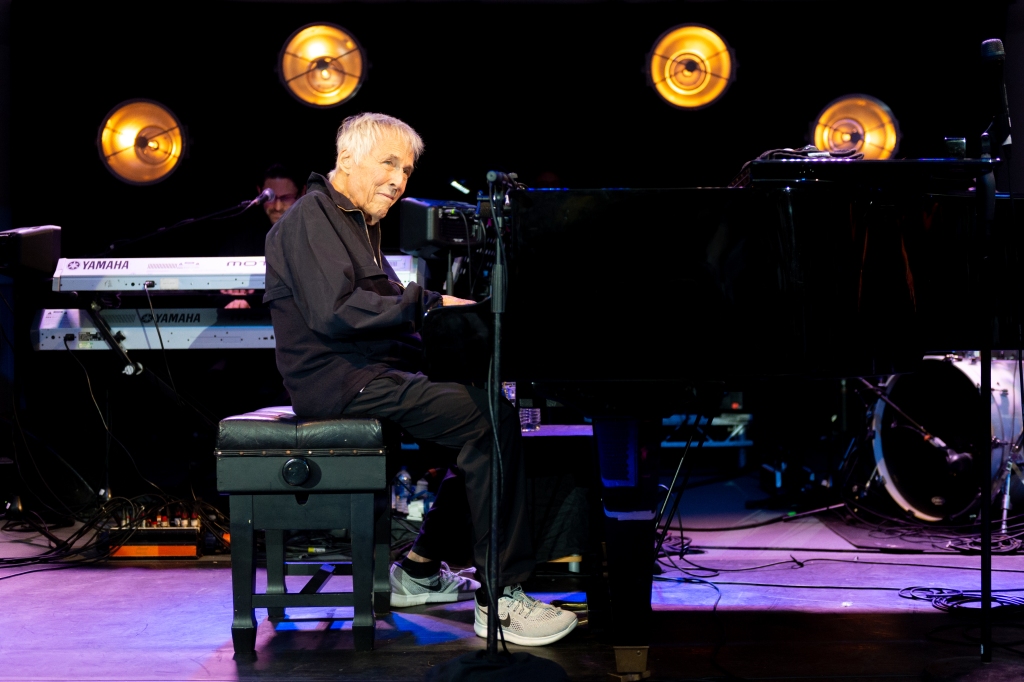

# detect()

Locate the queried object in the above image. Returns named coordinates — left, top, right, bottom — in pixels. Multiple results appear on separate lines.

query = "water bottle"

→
left=392, top=467, right=413, bottom=514
left=414, top=477, right=429, bottom=498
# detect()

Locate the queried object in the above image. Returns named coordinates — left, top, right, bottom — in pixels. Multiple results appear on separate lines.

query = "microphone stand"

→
left=977, top=132, right=996, bottom=664
left=93, top=195, right=265, bottom=258
left=432, top=172, right=571, bottom=679
left=922, top=136, right=1000, bottom=682
left=486, top=171, right=510, bottom=655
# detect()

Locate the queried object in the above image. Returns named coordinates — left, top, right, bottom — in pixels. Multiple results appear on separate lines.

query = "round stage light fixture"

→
left=647, top=24, right=735, bottom=109
left=279, top=23, right=366, bottom=108
left=97, top=99, right=185, bottom=185
left=811, top=94, right=901, bottom=160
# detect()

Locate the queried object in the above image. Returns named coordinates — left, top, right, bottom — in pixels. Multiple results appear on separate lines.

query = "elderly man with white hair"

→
left=262, top=112, right=577, bottom=647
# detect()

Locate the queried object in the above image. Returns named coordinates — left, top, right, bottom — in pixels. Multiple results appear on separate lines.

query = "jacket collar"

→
left=306, top=172, right=363, bottom=219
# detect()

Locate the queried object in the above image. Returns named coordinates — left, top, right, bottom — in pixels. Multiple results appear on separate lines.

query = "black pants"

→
left=342, top=370, right=534, bottom=585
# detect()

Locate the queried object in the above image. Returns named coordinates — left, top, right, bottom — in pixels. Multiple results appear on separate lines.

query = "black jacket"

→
left=263, top=172, right=442, bottom=417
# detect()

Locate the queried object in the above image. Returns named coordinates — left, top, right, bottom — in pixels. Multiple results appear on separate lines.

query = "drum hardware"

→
left=999, top=435, right=1024, bottom=532
left=857, top=376, right=955, bottom=450
left=858, top=376, right=977, bottom=498
left=857, top=462, right=881, bottom=498
left=855, top=355, right=1022, bottom=523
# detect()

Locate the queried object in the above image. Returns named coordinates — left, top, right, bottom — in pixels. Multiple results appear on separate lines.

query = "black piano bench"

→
left=215, top=407, right=391, bottom=655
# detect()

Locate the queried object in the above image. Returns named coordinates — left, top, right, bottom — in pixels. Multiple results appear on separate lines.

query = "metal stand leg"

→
left=977, top=149, right=996, bottom=663
left=1001, top=459, right=1013, bottom=533
left=265, top=529, right=286, bottom=620
left=229, top=495, right=258, bottom=656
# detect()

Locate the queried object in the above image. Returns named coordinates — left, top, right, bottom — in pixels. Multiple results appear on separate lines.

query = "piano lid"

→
left=501, top=175, right=998, bottom=386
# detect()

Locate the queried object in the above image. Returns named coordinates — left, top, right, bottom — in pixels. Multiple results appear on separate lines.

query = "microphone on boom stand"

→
left=485, top=171, right=525, bottom=190
left=96, top=188, right=277, bottom=257
left=980, top=39, right=1012, bottom=156
left=246, top=187, right=276, bottom=209
left=427, top=171, right=568, bottom=682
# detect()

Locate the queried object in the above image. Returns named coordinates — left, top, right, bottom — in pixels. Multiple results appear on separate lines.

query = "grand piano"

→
left=420, top=157, right=1017, bottom=661
left=25, top=156, right=1014, bottom=670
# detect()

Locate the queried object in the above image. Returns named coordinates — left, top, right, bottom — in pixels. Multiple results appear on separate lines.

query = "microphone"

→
left=924, top=434, right=973, bottom=474
left=981, top=38, right=1013, bottom=154
left=486, top=170, right=519, bottom=188
left=944, top=448, right=973, bottom=474
left=247, top=187, right=276, bottom=208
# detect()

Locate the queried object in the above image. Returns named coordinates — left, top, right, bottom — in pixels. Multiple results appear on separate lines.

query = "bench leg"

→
left=229, top=495, right=258, bottom=655
left=373, top=492, right=391, bottom=614
left=353, top=626, right=375, bottom=652
left=264, top=529, right=287, bottom=620
left=351, top=493, right=375, bottom=651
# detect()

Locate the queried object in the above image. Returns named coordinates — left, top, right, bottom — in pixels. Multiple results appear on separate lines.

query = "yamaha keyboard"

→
left=50, top=257, right=267, bottom=292
left=35, top=254, right=425, bottom=351
left=48, top=254, right=424, bottom=292
left=32, top=308, right=275, bottom=350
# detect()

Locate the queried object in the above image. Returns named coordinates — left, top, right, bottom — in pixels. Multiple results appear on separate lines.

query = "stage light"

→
left=647, top=25, right=735, bottom=109
left=97, top=99, right=185, bottom=186
left=279, top=23, right=366, bottom=108
left=811, top=94, right=901, bottom=160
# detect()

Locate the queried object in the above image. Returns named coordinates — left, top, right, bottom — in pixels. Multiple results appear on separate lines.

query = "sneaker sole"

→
left=390, top=591, right=476, bottom=608
left=473, top=614, right=577, bottom=647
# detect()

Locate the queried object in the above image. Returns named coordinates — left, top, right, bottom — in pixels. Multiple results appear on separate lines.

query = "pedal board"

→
left=106, top=527, right=202, bottom=559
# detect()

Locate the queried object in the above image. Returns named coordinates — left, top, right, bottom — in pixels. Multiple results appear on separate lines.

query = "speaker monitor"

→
left=398, top=198, right=482, bottom=258
left=0, top=225, right=61, bottom=274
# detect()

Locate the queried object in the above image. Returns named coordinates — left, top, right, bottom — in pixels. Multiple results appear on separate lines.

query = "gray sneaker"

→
left=473, top=584, right=577, bottom=646
left=390, top=562, right=481, bottom=608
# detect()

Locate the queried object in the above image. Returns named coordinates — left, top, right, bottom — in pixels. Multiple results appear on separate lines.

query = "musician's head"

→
left=328, top=112, right=424, bottom=225
left=259, top=163, right=305, bottom=225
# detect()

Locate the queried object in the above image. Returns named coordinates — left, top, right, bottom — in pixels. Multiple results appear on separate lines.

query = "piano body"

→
left=30, top=159, right=1013, bottom=662
left=421, top=158, right=1014, bottom=651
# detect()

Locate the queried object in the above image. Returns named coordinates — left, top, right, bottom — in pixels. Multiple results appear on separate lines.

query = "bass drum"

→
left=871, top=354, right=1020, bottom=522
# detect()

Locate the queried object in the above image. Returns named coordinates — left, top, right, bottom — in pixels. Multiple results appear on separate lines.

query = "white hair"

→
left=327, top=112, right=424, bottom=181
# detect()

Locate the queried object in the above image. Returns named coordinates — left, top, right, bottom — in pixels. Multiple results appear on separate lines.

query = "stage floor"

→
left=2, top=474, right=1023, bottom=682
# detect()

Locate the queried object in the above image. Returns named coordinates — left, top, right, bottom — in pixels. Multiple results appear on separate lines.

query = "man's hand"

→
left=224, top=299, right=251, bottom=309
left=220, top=289, right=256, bottom=296
left=441, top=295, right=475, bottom=306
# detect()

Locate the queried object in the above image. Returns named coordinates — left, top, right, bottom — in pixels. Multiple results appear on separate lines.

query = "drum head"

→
left=872, top=358, right=1001, bottom=521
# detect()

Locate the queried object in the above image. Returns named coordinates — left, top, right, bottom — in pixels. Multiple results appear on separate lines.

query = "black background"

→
left=4, top=0, right=1016, bottom=506
left=10, top=0, right=1012, bottom=257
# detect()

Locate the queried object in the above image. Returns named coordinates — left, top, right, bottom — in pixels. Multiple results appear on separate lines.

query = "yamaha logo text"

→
left=140, top=312, right=202, bottom=324
left=66, top=260, right=130, bottom=271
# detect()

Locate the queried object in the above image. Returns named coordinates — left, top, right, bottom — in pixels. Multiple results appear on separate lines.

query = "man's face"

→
left=338, top=131, right=415, bottom=224
left=261, top=177, right=300, bottom=225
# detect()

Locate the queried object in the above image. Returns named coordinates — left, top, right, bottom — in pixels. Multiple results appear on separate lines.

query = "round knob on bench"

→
left=282, top=457, right=310, bottom=486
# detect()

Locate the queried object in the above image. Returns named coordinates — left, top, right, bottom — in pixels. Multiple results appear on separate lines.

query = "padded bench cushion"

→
left=216, top=406, right=384, bottom=453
